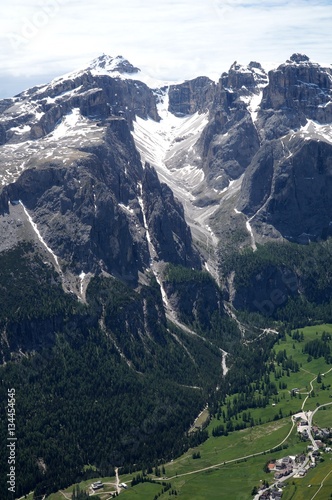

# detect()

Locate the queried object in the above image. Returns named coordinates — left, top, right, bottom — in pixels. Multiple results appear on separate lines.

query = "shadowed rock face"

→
left=254, top=140, right=332, bottom=243
left=238, top=137, right=332, bottom=243
left=142, top=164, right=201, bottom=267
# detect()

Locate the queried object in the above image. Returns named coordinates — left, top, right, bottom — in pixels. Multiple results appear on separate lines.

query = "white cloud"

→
left=0, top=0, right=331, bottom=96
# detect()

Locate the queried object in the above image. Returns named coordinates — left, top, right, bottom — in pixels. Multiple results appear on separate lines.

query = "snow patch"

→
left=216, top=179, right=236, bottom=194
left=45, top=108, right=102, bottom=145
left=132, top=88, right=208, bottom=191
left=298, top=119, right=332, bottom=144
left=51, top=108, right=81, bottom=139
left=248, top=90, right=264, bottom=123
left=221, top=350, right=229, bottom=376
left=34, top=110, right=44, bottom=120
left=239, top=95, right=251, bottom=105
left=9, top=124, right=31, bottom=134
left=246, top=219, right=257, bottom=251
left=79, top=271, right=86, bottom=295
left=51, top=55, right=181, bottom=90
left=118, top=203, right=134, bottom=215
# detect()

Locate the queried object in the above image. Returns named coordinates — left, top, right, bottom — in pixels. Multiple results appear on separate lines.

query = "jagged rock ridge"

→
left=1, top=52, right=332, bottom=295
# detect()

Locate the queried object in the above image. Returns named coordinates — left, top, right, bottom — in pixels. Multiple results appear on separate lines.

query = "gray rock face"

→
left=200, top=111, right=260, bottom=190
left=0, top=67, right=159, bottom=147
left=0, top=54, right=203, bottom=290
left=241, top=139, right=332, bottom=243
left=196, top=62, right=267, bottom=191
left=221, top=60, right=268, bottom=91
left=263, top=56, right=332, bottom=116
left=168, top=76, right=215, bottom=116
left=142, top=164, right=201, bottom=267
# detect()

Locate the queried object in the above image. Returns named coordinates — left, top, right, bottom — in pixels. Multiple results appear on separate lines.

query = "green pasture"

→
left=170, top=456, right=273, bottom=500
left=165, top=418, right=292, bottom=478
left=47, top=473, right=133, bottom=500
left=314, top=405, right=332, bottom=428
left=208, top=325, right=332, bottom=436
left=264, top=324, right=332, bottom=416
left=120, top=481, right=164, bottom=499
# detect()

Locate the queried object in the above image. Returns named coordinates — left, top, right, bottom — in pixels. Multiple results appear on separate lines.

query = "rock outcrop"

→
left=142, top=164, right=201, bottom=267
left=259, top=53, right=332, bottom=140
left=196, top=61, right=268, bottom=191
left=168, top=76, right=215, bottom=116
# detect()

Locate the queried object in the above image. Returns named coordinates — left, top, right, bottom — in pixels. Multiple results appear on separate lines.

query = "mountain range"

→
left=1, top=52, right=332, bottom=497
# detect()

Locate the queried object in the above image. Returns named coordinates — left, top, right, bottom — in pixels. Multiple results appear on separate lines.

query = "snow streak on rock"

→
left=19, top=201, right=61, bottom=272
left=79, top=271, right=86, bottom=296
left=137, top=182, right=170, bottom=311
left=246, top=218, right=257, bottom=251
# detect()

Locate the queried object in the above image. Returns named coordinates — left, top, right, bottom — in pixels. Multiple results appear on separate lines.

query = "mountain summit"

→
left=87, top=53, right=141, bottom=76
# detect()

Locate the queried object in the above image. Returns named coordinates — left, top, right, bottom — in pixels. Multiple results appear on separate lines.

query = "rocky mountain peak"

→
left=87, top=54, right=141, bottom=76
left=221, top=60, right=268, bottom=91
left=287, top=53, right=311, bottom=64
left=248, top=61, right=264, bottom=70
left=259, top=54, right=332, bottom=138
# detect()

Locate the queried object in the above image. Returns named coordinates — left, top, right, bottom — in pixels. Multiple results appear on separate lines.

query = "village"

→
left=255, top=411, right=332, bottom=499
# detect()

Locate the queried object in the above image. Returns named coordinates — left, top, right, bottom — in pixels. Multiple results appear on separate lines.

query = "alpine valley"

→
left=1, top=53, right=332, bottom=499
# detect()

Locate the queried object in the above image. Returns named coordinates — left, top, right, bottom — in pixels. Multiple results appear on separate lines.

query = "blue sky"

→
left=0, top=0, right=331, bottom=97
